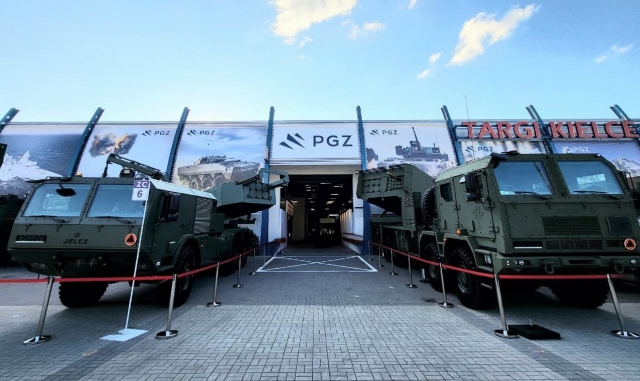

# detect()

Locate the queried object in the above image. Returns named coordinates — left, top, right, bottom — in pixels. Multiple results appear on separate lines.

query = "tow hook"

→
left=611, top=259, right=625, bottom=274
left=541, top=259, right=555, bottom=275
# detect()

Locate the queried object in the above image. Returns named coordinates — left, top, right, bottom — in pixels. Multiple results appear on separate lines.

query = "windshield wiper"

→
left=91, top=215, right=136, bottom=224
left=573, top=190, right=621, bottom=199
left=30, top=215, right=70, bottom=223
left=513, top=190, right=550, bottom=199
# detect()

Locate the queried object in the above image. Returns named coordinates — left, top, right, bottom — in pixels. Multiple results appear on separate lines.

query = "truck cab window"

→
left=87, top=184, right=145, bottom=218
left=494, top=161, right=553, bottom=196
left=557, top=161, right=623, bottom=195
left=160, top=192, right=180, bottom=222
left=23, top=183, right=92, bottom=217
left=440, top=183, right=453, bottom=202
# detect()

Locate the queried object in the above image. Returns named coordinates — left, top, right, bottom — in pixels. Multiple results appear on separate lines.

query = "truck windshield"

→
left=87, top=184, right=145, bottom=218
left=494, top=161, right=553, bottom=196
left=557, top=161, right=623, bottom=195
left=23, top=183, right=92, bottom=217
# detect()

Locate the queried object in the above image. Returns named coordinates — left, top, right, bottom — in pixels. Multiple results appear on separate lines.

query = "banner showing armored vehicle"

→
left=8, top=154, right=289, bottom=308
left=76, top=123, right=178, bottom=178
left=357, top=152, right=640, bottom=310
left=363, top=122, right=456, bottom=178
left=172, top=124, right=264, bottom=190
left=460, top=140, right=547, bottom=163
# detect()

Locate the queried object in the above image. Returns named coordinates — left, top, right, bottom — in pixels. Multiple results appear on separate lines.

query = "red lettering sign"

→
left=463, top=120, right=636, bottom=139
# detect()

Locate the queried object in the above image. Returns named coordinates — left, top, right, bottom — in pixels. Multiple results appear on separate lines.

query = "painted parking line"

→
left=256, top=255, right=378, bottom=273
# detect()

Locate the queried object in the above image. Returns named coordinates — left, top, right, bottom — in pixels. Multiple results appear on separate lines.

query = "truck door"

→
left=149, top=191, right=183, bottom=264
left=457, top=172, right=496, bottom=240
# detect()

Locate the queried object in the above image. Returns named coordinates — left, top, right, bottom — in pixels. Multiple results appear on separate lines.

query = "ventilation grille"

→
left=606, top=240, right=624, bottom=248
left=546, top=239, right=603, bottom=250
left=542, top=217, right=601, bottom=236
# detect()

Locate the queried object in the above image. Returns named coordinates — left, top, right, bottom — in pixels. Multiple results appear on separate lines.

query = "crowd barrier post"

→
left=377, top=243, right=384, bottom=268
left=406, top=253, right=417, bottom=288
left=248, top=248, right=257, bottom=276
left=389, top=248, right=397, bottom=276
left=606, top=274, right=639, bottom=339
left=438, top=263, right=454, bottom=309
left=23, top=277, right=54, bottom=345
left=206, top=262, right=222, bottom=307
left=156, top=274, right=179, bottom=339
left=232, top=254, right=243, bottom=289
left=262, top=245, right=267, bottom=266
left=368, top=241, right=372, bottom=261
left=493, top=274, right=517, bottom=339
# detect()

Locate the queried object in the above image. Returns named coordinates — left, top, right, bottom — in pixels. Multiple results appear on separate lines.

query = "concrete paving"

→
left=0, top=244, right=639, bottom=381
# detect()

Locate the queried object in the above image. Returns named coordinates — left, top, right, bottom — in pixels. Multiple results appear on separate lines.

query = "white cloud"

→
left=447, top=4, right=539, bottom=66
left=594, top=43, right=633, bottom=64
left=300, top=54, right=306, bottom=59
left=429, top=52, right=442, bottom=64
left=594, top=54, right=607, bottom=64
left=417, top=69, right=431, bottom=79
left=408, top=0, right=418, bottom=10
left=343, top=19, right=385, bottom=39
left=298, top=36, right=315, bottom=47
left=611, top=44, right=633, bottom=54
left=271, top=0, right=358, bottom=43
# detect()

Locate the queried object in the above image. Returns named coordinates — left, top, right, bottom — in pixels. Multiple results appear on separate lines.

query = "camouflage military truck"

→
left=8, top=154, right=288, bottom=307
left=358, top=152, right=640, bottom=310
left=0, top=143, right=26, bottom=264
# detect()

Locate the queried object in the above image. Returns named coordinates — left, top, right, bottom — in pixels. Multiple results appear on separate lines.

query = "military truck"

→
left=7, top=154, right=288, bottom=307
left=358, top=152, right=640, bottom=309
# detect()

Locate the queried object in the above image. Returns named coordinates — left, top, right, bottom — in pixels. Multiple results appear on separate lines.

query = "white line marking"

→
left=256, top=255, right=378, bottom=273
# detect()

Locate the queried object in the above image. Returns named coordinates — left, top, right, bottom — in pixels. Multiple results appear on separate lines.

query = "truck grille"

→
left=606, top=239, right=624, bottom=248
left=546, top=239, right=602, bottom=250
left=542, top=217, right=601, bottom=236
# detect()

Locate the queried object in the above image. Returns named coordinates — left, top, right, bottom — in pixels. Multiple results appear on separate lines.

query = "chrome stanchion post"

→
left=249, top=248, right=257, bottom=276
left=389, top=248, right=397, bottom=276
left=232, top=253, right=243, bottom=288
left=156, top=274, right=179, bottom=339
left=206, top=262, right=221, bottom=307
left=438, top=263, right=454, bottom=309
left=368, top=241, right=372, bottom=261
left=262, top=245, right=266, bottom=266
left=607, top=274, right=639, bottom=339
left=377, top=243, right=384, bottom=268
left=493, top=274, right=517, bottom=339
left=406, top=253, right=417, bottom=288
left=24, top=277, right=54, bottom=345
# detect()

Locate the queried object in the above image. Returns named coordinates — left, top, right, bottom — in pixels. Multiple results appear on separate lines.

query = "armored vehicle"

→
left=176, top=155, right=260, bottom=190
left=358, top=152, right=640, bottom=309
left=394, top=127, right=449, bottom=161
left=8, top=154, right=288, bottom=307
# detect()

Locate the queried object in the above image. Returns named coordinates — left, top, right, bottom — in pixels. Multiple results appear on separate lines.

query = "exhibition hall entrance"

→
left=283, top=174, right=353, bottom=248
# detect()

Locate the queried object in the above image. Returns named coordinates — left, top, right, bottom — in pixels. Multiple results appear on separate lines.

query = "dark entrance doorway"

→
left=283, top=175, right=353, bottom=246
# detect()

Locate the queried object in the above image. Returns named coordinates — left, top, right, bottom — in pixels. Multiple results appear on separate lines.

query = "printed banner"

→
left=364, top=122, right=456, bottom=178
left=76, top=123, right=178, bottom=178
left=553, top=140, right=640, bottom=176
left=0, top=124, right=85, bottom=196
left=271, top=123, right=360, bottom=165
left=460, top=140, right=547, bottom=163
left=172, top=124, right=265, bottom=190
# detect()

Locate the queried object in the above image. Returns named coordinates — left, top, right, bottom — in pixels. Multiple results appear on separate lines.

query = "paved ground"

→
left=1, top=244, right=639, bottom=381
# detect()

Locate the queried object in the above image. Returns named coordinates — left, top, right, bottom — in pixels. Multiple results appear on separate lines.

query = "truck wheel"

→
left=420, top=186, right=437, bottom=225
left=452, top=246, right=495, bottom=310
left=159, top=245, right=196, bottom=307
left=424, top=242, right=442, bottom=292
left=550, top=280, right=608, bottom=308
left=59, top=282, right=108, bottom=308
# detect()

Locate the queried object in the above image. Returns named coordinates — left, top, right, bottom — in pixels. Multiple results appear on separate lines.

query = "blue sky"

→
left=2, top=0, right=638, bottom=122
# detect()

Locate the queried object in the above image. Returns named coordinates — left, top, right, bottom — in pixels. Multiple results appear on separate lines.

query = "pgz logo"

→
left=187, top=130, right=215, bottom=136
left=370, top=130, right=397, bottom=135
left=313, top=135, right=352, bottom=147
left=142, top=130, right=171, bottom=136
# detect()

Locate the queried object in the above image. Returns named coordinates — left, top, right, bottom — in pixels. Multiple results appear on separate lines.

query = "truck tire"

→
left=452, top=246, right=495, bottom=310
left=424, top=242, right=442, bottom=292
left=59, top=282, right=108, bottom=308
left=420, top=186, right=437, bottom=224
left=158, top=245, right=196, bottom=307
left=550, top=280, right=608, bottom=308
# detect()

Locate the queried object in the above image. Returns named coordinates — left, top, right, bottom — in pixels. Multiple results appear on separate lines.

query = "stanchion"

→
left=377, top=243, right=384, bottom=268
left=607, top=274, right=639, bottom=339
left=206, top=262, right=221, bottom=307
left=438, top=263, right=454, bottom=309
left=493, top=274, right=517, bottom=339
left=262, top=245, right=267, bottom=266
left=406, top=253, right=417, bottom=288
left=389, top=248, right=397, bottom=276
left=248, top=248, right=257, bottom=276
left=232, top=254, right=243, bottom=288
left=156, top=274, right=179, bottom=339
left=23, top=277, right=54, bottom=345
left=368, top=241, right=372, bottom=261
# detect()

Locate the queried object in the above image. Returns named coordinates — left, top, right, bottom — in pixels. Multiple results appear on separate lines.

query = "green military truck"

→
left=8, top=154, right=288, bottom=307
left=358, top=152, right=640, bottom=309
